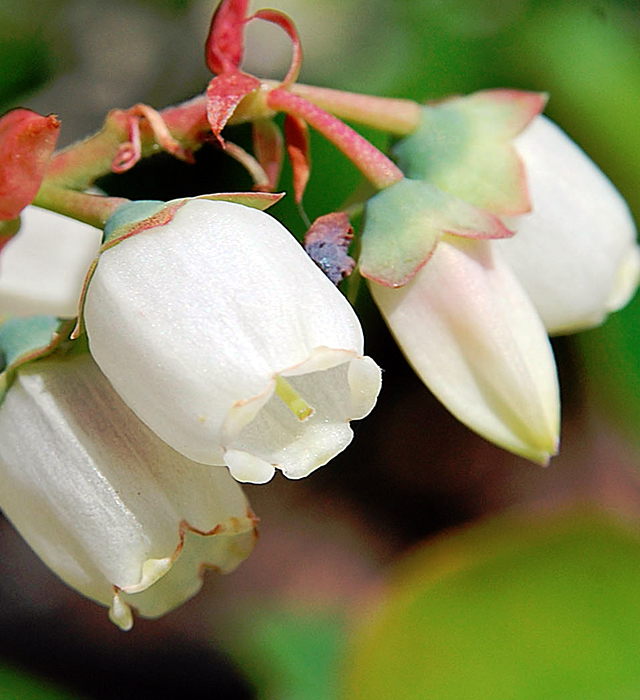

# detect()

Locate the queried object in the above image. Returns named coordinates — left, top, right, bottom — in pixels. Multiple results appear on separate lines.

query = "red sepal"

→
left=284, top=114, right=310, bottom=203
left=205, top=0, right=250, bottom=75
left=0, top=109, right=60, bottom=220
left=250, top=9, right=302, bottom=87
left=206, top=72, right=261, bottom=144
left=252, top=120, right=284, bottom=191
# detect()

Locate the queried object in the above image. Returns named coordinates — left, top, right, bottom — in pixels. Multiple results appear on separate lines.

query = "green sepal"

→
left=103, top=200, right=165, bottom=244
left=0, top=315, right=75, bottom=405
left=359, top=178, right=512, bottom=287
left=393, top=90, right=547, bottom=216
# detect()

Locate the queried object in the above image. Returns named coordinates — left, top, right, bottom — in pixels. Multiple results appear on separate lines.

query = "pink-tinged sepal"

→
left=0, top=109, right=60, bottom=220
left=284, top=114, right=310, bottom=203
left=304, top=212, right=355, bottom=285
left=393, top=90, right=547, bottom=216
left=252, top=119, right=284, bottom=191
left=206, top=72, right=261, bottom=144
left=205, top=0, right=250, bottom=75
left=250, top=8, right=302, bottom=88
left=359, top=178, right=513, bottom=288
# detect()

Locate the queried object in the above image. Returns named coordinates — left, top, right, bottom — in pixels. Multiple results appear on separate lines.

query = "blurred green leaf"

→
left=516, top=1, right=640, bottom=218
left=343, top=509, right=640, bottom=699
left=0, top=662, right=83, bottom=700
left=230, top=606, right=346, bottom=700
left=578, top=297, right=640, bottom=445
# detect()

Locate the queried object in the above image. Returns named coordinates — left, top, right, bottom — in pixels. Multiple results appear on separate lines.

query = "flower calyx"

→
left=359, top=178, right=513, bottom=287
left=393, top=89, right=548, bottom=216
left=0, top=315, right=75, bottom=404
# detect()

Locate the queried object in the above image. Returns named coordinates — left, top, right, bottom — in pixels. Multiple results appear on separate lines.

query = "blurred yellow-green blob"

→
left=342, top=510, right=640, bottom=699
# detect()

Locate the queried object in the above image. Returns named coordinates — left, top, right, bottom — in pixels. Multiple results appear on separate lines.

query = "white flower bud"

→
left=499, top=116, right=640, bottom=334
left=0, top=354, right=256, bottom=630
left=84, top=200, right=381, bottom=484
left=370, top=237, right=560, bottom=464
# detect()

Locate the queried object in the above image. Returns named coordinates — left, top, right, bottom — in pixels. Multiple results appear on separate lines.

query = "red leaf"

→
left=284, top=114, right=310, bottom=203
left=206, top=72, right=261, bottom=144
left=0, top=109, right=60, bottom=220
left=250, top=9, right=302, bottom=87
left=304, top=212, right=355, bottom=285
left=252, top=119, right=284, bottom=191
left=205, top=0, right=250, bottom=75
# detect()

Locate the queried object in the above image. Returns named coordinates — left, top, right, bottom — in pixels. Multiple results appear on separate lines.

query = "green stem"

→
left=34, top=184, right=128, bottom=228
left=263, top=81, right=421, bottom=135
left=267, top=89, right=403, bottom=191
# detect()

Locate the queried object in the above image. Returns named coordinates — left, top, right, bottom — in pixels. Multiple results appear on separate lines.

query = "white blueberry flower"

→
left=0, top=353, right=257, bottom=630
left=83, top=199, right=381, bottom=484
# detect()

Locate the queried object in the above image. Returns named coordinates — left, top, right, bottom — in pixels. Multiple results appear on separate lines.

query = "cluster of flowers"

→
left=0, top=0, right=637, bottom=628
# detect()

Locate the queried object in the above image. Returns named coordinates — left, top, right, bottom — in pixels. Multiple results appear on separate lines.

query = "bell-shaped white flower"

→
left=499, top=116, right=640, bottom=335
left=369, top=237, right=560, bottom=464
left=0, top=353, right=257, bottom=630
left=0, top=206, right=102, bottom=318
left=83, top=199, right=381, bottom=484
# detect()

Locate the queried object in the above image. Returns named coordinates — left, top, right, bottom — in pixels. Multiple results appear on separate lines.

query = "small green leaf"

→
left=359, top=178, right=510, bottom=287
left=343, top=509, right=640, bottom=700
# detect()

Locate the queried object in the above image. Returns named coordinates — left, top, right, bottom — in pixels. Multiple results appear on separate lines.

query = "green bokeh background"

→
left=2, top=1, right=640, bottom=699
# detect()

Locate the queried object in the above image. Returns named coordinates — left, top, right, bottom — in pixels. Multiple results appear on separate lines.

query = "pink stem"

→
left=46, top=96, right=209, bottom=190
left=282, top=82, right=421, bottom=136
left=267, top=89, right=403, bottom=190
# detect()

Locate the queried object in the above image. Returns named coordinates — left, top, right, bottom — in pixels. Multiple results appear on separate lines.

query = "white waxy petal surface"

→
left=0, top=354, right=256, bottom=628
left=84, top=200, right=381, bottom=482
left=0, top=206, right=102, bottom=318
left=370, top=237, right=560, bottom=464
left=499, top=116, right=640, bottom=334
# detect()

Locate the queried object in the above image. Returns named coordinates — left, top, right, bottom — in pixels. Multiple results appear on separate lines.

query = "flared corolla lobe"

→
left=84, top=200, right=381, bottom=484
left=0, top=354, right=256, bottom=630
left=498, top=116, right=640, bottom=334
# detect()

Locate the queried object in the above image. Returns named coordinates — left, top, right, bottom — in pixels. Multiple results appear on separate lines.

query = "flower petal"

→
left=499, top=116, right=640, bottom=334
left=370, top=237, right=560, bottom=464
